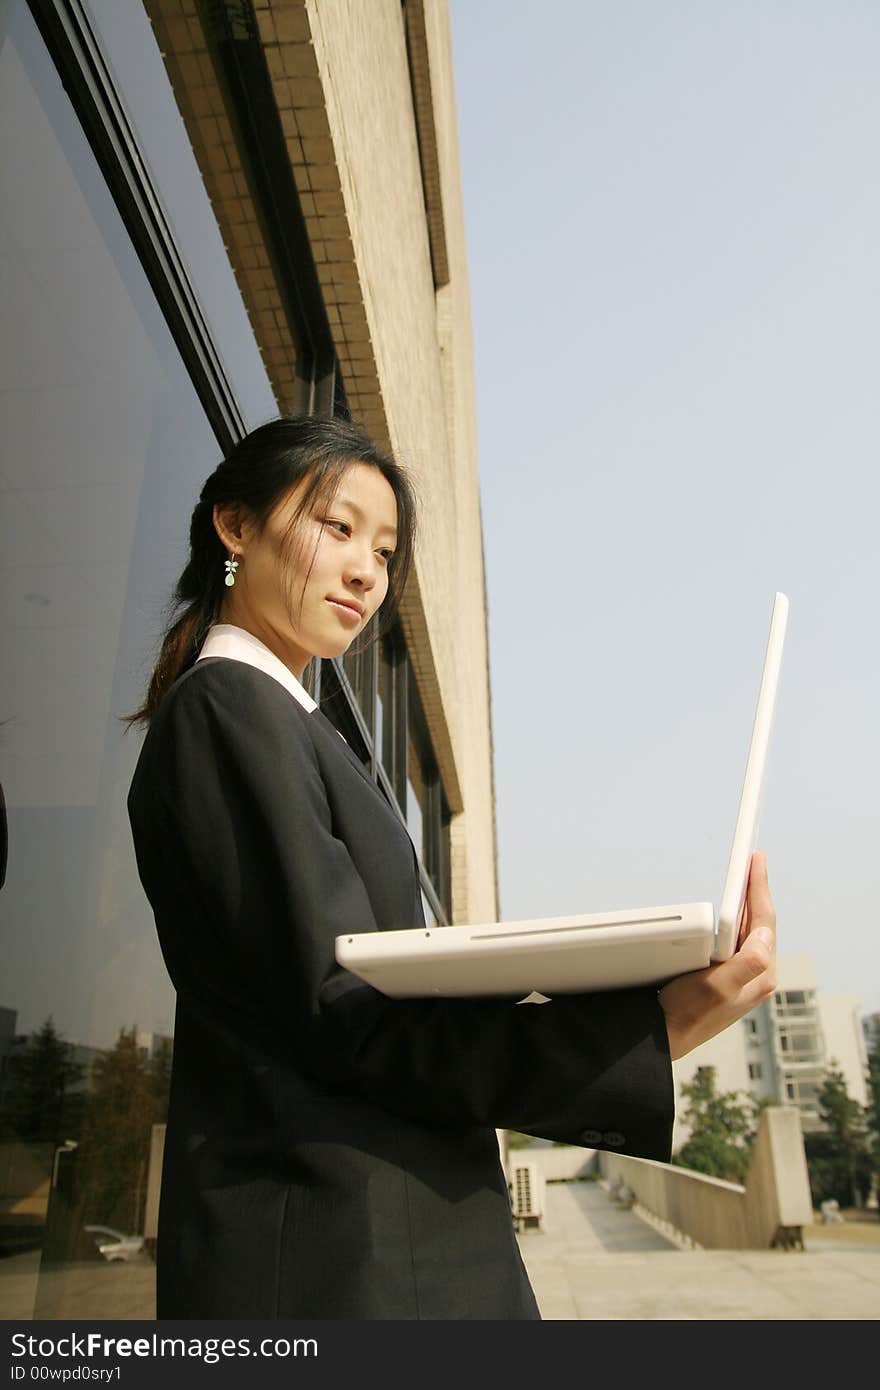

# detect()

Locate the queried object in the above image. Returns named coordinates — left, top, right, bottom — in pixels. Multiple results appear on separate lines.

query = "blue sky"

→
left=448, top=1, right=880, bottom=1015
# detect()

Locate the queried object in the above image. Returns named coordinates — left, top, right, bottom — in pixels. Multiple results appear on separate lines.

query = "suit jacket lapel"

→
left=310, top=707, right=384, bottom=800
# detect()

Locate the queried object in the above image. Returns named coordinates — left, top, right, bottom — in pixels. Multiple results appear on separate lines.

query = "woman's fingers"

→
left=736, top=850, right=775, bottom=948
left=659, top=851, right=778, bottom=1059
left=725, top=852, right=776, bottom=990
left=746, top=851, right=775, bottom=933
left=724, top=929, right=773, bottom=990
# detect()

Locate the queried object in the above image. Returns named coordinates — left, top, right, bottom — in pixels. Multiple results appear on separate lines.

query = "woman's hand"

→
left=658, top=850, right=777, bottom=1062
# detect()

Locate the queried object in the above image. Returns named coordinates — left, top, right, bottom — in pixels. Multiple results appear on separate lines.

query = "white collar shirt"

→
left=196, top=623, right=319, bottom=713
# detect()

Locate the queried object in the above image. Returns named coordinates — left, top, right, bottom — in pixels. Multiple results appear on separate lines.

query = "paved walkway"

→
left=515, top=1180, right=880, bottom=1319
left=2, top=1186, right=877, bottom=1320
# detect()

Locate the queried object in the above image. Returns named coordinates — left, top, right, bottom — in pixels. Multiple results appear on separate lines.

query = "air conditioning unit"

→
left=509, top=1162, right=545, bottom=1232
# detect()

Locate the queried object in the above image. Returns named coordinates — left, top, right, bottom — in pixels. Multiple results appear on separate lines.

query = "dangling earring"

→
left=224, top=552, right=239, bottom=587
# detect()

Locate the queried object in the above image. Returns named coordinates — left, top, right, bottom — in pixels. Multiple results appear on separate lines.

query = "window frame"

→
left=26, top=0, right=245, bottom=451
left=26, top=0, right=342, bottom=447
left=314, top=624, right=451, bottom=925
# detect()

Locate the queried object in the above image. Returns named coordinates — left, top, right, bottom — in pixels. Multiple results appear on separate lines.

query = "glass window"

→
left=0, top=0, right=228, bottom=1319
left=376, top=632, right=406, bottom=808
left=748, top=1063, right=763, bottom=1080
left=375, top=680, right=385, bottom=772
left=407, top=731, right=426, bottom=858
left=405, top=664, right=450, bottom=921
left=83, top=0, right=277, bottom=431
left=341, top=642, right=375, bottom=743
left=318, top=660, right=370, bottom=770
left=321, top=625, right=451, bottom=922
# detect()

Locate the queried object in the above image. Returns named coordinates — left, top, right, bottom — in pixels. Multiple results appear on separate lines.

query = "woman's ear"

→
left=213, top=503, right=251, bottom=552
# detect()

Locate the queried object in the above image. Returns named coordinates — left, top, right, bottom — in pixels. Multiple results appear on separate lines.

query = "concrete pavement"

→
left=2, top=1185, right=877, bottom=1320
left=515, top=1179, right=880, bottom=1319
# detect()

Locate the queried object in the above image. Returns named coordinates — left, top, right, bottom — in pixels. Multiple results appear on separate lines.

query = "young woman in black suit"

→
left=125, top=415, right=777, bottom=1319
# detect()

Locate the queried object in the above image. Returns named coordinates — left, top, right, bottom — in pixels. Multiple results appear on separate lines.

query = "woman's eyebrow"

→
left=333, top=496, right=397, bottom=538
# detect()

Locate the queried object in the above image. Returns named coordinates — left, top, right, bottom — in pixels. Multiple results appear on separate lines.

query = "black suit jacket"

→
left=126, top=656, right=675, bottom=1319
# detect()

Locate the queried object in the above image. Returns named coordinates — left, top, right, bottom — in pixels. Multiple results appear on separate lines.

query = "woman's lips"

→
left=326, top=599, right=361, bottom=624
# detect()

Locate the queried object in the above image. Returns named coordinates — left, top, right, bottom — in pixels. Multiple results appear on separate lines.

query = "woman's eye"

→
left=324, top=519, right=350, bottom=536
left=378, top=549, right=394, bottom=563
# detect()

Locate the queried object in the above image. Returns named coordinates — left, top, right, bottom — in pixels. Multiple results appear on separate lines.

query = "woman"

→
left=125, top=415, right=776, bottom=1319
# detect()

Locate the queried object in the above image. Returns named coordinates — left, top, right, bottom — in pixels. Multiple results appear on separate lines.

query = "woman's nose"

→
left=343, top=549, right=378, bottom=589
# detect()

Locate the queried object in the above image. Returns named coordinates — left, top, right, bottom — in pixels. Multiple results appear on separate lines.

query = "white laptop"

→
left=335, top=593, right=789, bottom=998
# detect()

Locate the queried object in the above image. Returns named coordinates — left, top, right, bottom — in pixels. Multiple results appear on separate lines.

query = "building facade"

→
left=672, top=954, right=870, bottom=1152
left=0, top=0, right=496, bottom=1319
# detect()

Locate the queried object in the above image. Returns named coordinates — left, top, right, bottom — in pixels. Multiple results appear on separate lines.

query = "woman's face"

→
left=214, top=461, right=399, bottom=679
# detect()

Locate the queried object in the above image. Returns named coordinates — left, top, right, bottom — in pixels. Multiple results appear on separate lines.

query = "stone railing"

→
left=503, top=1107, right=813, bottom=1250
left=598, top=1106, right=813, bottom=1249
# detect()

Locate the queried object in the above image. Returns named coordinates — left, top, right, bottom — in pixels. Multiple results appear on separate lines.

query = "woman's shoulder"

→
left=152, top=657, right=316, bottom=749
left=129, top=658, right=324, bottom=816
left=167, top=655, right=304, bottom=707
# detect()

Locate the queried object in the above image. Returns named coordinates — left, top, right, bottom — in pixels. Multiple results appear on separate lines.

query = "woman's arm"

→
left=134, top=662, right=675, bottom=1156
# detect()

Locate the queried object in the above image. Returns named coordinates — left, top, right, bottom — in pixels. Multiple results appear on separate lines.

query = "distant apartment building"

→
left=672, top=954, right=869, bottom=1151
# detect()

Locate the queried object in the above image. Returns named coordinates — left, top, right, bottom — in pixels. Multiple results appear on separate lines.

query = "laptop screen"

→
left=714, top=592, right=789, bottom=959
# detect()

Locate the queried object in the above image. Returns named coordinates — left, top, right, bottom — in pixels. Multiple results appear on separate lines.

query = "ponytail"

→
left=120, top=496, right=228, bottom=730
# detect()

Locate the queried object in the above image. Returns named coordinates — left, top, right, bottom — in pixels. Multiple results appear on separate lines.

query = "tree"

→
left=804, top=1061, right=872, bottom=1209
left=1, top=1017, right=84, bottom=1144
left=672, top=1066, right=761, bottom=1183
left=865, top=1025, right=880, bottom=1214
left=77, top=1027, right=169, bottom=1233
left=148, top=1036, right=173, bottom=1118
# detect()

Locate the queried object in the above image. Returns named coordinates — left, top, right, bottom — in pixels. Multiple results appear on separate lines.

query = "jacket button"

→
left=580, top=1129, right=603, bottom=1145
left=603, top=1131, right=625, bottom=1147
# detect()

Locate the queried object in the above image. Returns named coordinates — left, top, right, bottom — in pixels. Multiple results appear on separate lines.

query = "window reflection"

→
left=375, top=684, right=385, bottom=774
left=406, top=735, right=425, bottom=859
left=341, top=641, right=375, bottom=745
left=374, top=632, right=410, bottom=807
left=0, top=0, right=221, bottom=1319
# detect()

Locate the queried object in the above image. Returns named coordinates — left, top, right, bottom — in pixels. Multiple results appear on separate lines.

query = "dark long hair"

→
left=120, top=415, right=418, bottom=731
